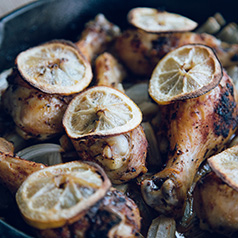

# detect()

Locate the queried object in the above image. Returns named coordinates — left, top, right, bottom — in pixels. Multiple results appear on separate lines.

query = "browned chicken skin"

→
left=115, top=30, right=238, bottom=76
left=194, top=171, right=238, bottom=237
left=0, top=151, right=141, bottom=237
left=141, top=72, right=238, bottom=218
left=0, top=137, right=14, bottom=155
left=2, top=14, right=120, bottom=141
left=72, top=125, right=148, bottom=184
left=68, top=49, right=147, bottom=184
left=75, top=14, right=120, bottom=62
left=95, top=52, right=126, bottom=91
left=0, top=151, right=45, bottom=193
left=38, top=188, right=141, bottom=238
left=2, top=72, right=71, bottom=140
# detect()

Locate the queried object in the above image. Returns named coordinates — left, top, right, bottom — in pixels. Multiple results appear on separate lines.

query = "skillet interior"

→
left=0, top=0, right=238, bottom=237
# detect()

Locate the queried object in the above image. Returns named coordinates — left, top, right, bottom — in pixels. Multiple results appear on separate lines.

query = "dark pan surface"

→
left=0, top=0, right=238, bottom=237
left=1, top=0, right=238, bottom=72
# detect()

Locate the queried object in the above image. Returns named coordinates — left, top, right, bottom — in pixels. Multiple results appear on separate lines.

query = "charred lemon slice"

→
left=208, top=145, right=238, bottom=192
left=128, top=8, right=197, bottom=33
left=63, top=86, right=142, bottom=139
left=149, top=44, right=223, bottom=105
left=16, top=161, right=111, bottom=229
left=16, top=41, right=92, bottom=95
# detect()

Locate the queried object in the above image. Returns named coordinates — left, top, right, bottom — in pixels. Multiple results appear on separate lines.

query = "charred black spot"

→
left=169, top=143, right=178, bottom=156
left=11, top=84, right=18, bottom=92
left=226, top=82, right=234, bottom=96
left=153, top=177, right=166, bottom=190
left=131, top=35, right=142, bottom=50
left=204, top=149, right=209, bottom=158
left=173, top=157, right=178, bottom=163
left=152, top=37, right=169, bottom=51
left=231, top=53, right=238, bottom=62
left=171, top=112, right=177, bottom=120
left=131, top=167, right=136, bottom=172
left=38, top=94, right=44, bottom=99
left=214, top=87, right=237, bottom=138
left=86, top=210, right=121, bottom=238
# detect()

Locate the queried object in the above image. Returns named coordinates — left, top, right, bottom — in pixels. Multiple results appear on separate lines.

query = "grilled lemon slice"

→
left=16, top=161, right=111, bottom=229
left=128, top=8, right=197, bottom=33
left=63, top=86, right=142, bottom=139
left=149, top=44, right=223, bottom=105
left=16, top=40, right=92, bottom=95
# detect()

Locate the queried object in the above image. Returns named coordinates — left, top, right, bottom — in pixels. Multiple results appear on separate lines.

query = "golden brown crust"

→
left=0, top=138, right=14, bottom=155
left=0, top=152, right=45, bottom=193
left=75, top=14, right=120, bottom=62
left=115, top=30, right=238, bottom=76
left=2, top=70, right=71, bottom=140
left=141, top=72, right=238, bottom=218
left=37, top=188, right=141, bottom=238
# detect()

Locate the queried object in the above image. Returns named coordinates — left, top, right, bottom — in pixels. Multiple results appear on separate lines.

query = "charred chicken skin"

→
left=0, top=150, right=141, bottom=237
left=71, top=125, right=148, bottom=184
left=141, top=72, right=238, bottom=218
left=38, top=188, right=141, bottom=238
left=115, top=30, right=238, bottom=76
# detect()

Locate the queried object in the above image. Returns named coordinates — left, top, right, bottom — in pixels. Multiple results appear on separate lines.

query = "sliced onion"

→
left=125, top=82, right=149, bottom=105
left=16, top=143, right=63, bottom=165
left=113, top=183, right=129, bottom=194
left=226, top=65, right=238, bottom=93
left=0, top=68, right=11, bottom=96
left=3, top=131, right=28, bottom=153
left=141, top=122, right=162, bottom=171
left=147, top=216, right=176, bottom=238
left=139, top=101, right=159, bottom=119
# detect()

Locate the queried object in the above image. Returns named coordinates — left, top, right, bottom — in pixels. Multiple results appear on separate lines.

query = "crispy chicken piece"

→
left=2, top=15, right=120, bottom=141
left=95, top=52, right=126, bottom=91
left=38, top=188, right=141, bottom=238
left=115, top=29, right=238, bottom=76
left=193, top=171, right=238, bottom=237
left=71, top=125, right=148, bottom=184
left=69, top=54, right=147, bottom=184
left=75, top=14, right=120, bottom=62
left=0, top=151, right=45, bottom=193
left=2, top=71, right=71, bottom=140
left=0, top=151, right=141, bottom=237
left=141, top=72, right=238, bottom=218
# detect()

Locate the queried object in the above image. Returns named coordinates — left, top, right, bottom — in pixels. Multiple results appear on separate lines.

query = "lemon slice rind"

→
left=128, top=8, right=198, bottom=33
left=16, top=161, right=111, bottom=229
left=63, top=86, right=142, bottom=139
left=16, top=40, right=93, bottom=95
left=149, top=44, right=223, bottom=105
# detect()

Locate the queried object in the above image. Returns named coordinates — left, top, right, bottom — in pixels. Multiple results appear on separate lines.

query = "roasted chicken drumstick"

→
left=115, top=30, right=238, bottom=76
left=141, top=72, right=238, bottom=218
left=2, top=14, right=120, bottom=140
left=0, top=148, right=141, bottom=237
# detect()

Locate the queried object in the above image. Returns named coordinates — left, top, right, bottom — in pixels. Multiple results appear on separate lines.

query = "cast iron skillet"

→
left=0, top=0, right=238, bottom=237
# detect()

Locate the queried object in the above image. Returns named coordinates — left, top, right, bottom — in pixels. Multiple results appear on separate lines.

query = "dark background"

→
left=0, top=0, right=238, bottom=71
